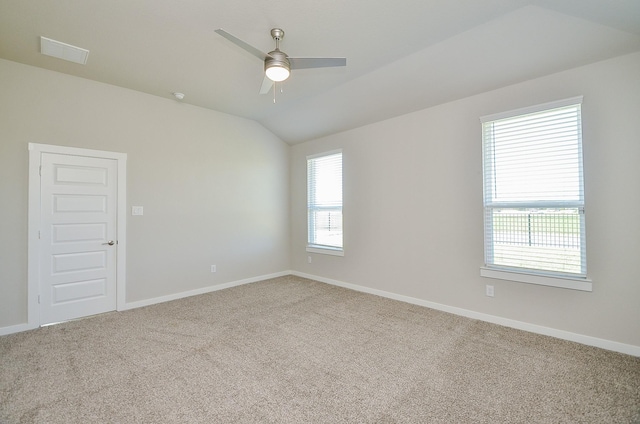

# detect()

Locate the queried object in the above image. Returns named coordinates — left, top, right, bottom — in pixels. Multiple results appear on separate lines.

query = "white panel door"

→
left=39, top=153, right=118, bottom=324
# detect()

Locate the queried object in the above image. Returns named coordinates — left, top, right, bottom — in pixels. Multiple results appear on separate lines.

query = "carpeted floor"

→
left=1, top=275, right=639, bottom=423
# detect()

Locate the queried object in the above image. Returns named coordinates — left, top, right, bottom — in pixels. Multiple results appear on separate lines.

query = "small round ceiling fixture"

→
left=173, top=92, right=185, bottom=100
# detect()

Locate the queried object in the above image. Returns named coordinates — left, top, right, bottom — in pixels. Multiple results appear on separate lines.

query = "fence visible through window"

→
left=310, top=209, right=343, bottom=248
left=489, top=207, right=583, bottom=274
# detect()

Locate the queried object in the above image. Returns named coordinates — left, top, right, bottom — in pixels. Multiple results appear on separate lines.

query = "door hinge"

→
left=38, top=230, right=41, bottom=239
left=39, top=165, right=42, bottom=176
left=38, top=295, right=41, bottom=304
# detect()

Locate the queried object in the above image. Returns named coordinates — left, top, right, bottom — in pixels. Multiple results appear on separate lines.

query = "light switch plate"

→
left=132, top=206, right=144, bottom=216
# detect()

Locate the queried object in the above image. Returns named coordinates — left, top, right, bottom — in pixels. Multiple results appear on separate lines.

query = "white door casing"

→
left=28, top=143, right=127, bottom=328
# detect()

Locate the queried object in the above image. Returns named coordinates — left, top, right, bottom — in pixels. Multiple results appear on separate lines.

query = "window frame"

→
left=306, top=150, right=344, bottom=256
left=480, top=97, right=591, bottom=291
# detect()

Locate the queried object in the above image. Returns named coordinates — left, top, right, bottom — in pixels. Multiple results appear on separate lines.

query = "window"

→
left=307, top=151, right=343, bottom=255
left=481, top=97, right=590, bottom=290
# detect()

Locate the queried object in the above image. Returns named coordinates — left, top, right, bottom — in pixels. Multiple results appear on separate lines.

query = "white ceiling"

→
left=1, top=0, right=639, bottom=144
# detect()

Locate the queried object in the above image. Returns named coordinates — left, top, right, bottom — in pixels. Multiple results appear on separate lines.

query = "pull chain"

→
left=272, top=81, right=284, bottom=104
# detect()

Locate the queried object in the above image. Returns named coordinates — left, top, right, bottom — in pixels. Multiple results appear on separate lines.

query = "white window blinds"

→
left=481, top=97, right=586, bottom=277
left=307, top=151, right=343, bottom=251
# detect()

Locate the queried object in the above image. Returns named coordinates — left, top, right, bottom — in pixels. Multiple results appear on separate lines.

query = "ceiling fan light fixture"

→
left=264, top=50, right=290, bottom=82
left=265, top=64, right=290, bottom=82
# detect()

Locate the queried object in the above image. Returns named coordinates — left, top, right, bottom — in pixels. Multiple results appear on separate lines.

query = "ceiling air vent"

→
left=40, top=36, right=89, bottom=65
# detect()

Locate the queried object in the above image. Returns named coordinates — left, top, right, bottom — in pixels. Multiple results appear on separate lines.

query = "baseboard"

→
left=291, top=271, right=640, bottom=357
left=121, top=270, right=291, bottom=311
left=0, top=322, right=37, bottom=337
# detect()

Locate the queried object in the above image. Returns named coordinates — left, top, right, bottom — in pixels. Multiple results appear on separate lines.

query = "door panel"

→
left=52, top=279, right=107, bottom=304
left=54, top=165, right=108, bottom=185
left=40, top=153, right=117, bottom=324
left=52, top=251, right=107, bottom=274
left=52, top=223, right=107, bottom=243
left=53, top=194, right=107, bottom=213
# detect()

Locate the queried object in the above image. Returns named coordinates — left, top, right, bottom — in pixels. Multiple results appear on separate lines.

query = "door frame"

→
left=28, top=143, right=127, bottom=328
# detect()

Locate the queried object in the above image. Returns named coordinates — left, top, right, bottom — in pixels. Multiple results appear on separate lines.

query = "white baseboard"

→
left=0, top=322, right=37, bottom=337
left=121, top=270, right=291, bottom=311
left=291, top=271, right=640, bottom=357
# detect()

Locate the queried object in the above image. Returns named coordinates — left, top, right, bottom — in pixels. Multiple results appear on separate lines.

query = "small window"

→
left=481, top=97, right=588, bottom=289
left=307, top=151, right=343, bottom=255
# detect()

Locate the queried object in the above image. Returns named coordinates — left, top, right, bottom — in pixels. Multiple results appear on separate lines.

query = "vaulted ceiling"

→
left=1, top=0, right=639, bottom=144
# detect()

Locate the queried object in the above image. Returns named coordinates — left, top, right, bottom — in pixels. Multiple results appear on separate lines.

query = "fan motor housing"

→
left=265, top=50, right=290, bottom=72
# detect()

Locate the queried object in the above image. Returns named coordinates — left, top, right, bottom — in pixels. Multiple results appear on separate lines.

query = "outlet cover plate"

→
left=486, top=285, right=495, bottom=297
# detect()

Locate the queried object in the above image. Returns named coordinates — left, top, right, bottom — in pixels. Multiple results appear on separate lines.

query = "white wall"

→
left=0, top=59, right=290, bottom=328
left=291, top=52, right=640, bottom=349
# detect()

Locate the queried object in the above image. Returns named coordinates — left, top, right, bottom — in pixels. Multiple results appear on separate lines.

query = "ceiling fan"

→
left=215, top=28, right=346, bottom=95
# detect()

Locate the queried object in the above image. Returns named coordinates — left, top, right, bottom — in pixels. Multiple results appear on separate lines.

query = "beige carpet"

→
left=1, top=275, right=639, bottom=423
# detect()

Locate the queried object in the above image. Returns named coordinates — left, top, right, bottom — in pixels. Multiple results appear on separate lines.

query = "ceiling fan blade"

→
left=215, top=29, right=269, bottom=61
left=288, top=57, right=346, bottom=70
left=259, top=76, right=274, bottom=94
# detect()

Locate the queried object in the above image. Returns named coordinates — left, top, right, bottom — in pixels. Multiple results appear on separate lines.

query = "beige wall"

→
left=0, top=59, right=290, bottom=327
left=291, top=52, right=640, bottom=348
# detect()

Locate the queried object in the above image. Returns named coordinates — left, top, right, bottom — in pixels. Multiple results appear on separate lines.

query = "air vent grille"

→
left=40, top=36, right=89, bottom=65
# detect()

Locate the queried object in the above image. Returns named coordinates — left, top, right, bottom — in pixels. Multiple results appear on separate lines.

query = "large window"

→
left=481, top=97, right=589, bottom=290
left=307, top=151, right=343, bottom=255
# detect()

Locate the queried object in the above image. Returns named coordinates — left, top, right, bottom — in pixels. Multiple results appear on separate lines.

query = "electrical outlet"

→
left=307, top=256, right=312, bottom=264
left=211, top=265, right=216, bottom=273
left=486, top=285, right=494, bottom=297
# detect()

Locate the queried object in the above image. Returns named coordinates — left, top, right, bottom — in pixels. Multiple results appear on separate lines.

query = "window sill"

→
left=480, top=267, right=592, bottom=292
left=306, top=246, right=344, bottom=256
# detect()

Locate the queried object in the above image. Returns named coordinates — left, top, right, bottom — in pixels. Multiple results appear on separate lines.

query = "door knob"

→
left=102, top=240, right=115, bottom=246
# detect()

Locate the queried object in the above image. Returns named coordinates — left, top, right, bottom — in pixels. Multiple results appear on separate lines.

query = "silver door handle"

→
left=102, top=240, right=115, bottom=246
